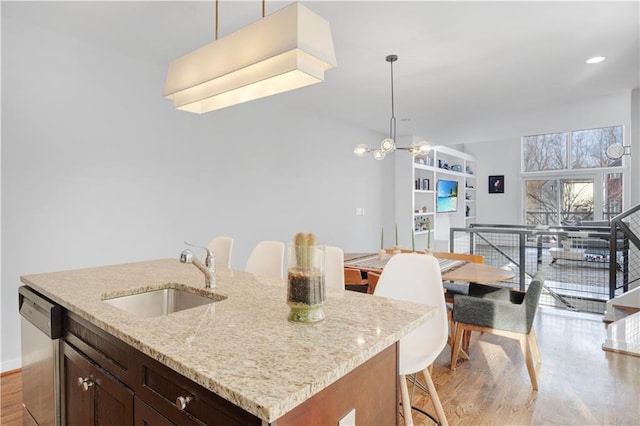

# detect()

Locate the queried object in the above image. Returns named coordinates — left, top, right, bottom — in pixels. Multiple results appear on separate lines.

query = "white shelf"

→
left=414, top=163, right=434, bottom=171
left=397, top=143, right=476, bottom=250
left=432, top=168, right=474, bottom=178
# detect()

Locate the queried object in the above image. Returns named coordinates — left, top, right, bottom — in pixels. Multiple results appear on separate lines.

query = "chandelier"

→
left=353, top=54, right=430, bottom=160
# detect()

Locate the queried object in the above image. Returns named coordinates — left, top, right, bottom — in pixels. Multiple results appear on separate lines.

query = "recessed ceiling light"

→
left=586, top=56, right=606, bottom=64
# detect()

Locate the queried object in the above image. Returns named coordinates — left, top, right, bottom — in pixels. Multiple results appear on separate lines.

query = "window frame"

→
left=521, top=125, right=626, bottom=225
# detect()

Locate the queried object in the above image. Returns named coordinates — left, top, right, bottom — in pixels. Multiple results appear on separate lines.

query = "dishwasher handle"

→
left=19, top=286, right=63, bottom=339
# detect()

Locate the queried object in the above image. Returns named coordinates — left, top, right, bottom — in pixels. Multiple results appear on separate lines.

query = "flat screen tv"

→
left=436, top=179, right=458, bottom=213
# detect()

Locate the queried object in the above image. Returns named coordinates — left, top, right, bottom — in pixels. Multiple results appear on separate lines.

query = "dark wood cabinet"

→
left=60, top=311, right=399, bottom=425
left=62, top=340, right=93, bottom=424
left=134, top=396, right=176, bottom=426
left=61, top=341, right=134, bottom=425
left=276, top=343, right=398, bottom=426
left=60, top=313, right=260, bottom=425
left=64, top=311, right=135, bottom=386
left=135, top=351, right=261, bottom=425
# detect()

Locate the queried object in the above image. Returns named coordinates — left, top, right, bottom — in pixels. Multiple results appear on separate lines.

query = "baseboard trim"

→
left=1, top=368, right=21, bottom=378
left=1, top=358, right=22, bottom=375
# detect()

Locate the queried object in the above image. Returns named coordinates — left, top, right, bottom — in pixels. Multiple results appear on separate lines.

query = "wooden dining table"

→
left=344, top=252, right=515, bottom=284
left=345, top=252, right=515, bottom=361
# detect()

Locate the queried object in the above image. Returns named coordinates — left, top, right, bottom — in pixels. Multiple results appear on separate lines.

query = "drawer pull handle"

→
left=176, top=396, right=193, bottom=411
left=77, top=377, right=94, bottom=391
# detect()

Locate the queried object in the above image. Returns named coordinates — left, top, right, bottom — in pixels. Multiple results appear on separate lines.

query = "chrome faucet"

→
left=180, top=242, right=216, bottom=288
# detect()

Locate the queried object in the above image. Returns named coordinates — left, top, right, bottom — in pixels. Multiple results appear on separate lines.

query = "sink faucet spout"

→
left=180, top=247, right=216, bottom=288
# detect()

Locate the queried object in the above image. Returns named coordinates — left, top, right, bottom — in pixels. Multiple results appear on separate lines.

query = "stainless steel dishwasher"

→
left=19, top=286, right=63, bottom=426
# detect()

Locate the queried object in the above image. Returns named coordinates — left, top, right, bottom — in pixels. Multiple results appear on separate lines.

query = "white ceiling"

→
left=3, top=1, right=639, bottom=143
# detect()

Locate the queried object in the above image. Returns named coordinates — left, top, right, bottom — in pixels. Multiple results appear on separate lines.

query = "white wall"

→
left=465, top=139, right=523, bottom=226
left=462, top=92, right=638, bottom=225
left=1, top=16, right=390, bottom=371
left=631, top=88, right=640, bottom=206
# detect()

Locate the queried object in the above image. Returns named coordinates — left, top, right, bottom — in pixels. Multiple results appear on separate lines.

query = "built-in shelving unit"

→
left=395, top=142, right=476, bottom=251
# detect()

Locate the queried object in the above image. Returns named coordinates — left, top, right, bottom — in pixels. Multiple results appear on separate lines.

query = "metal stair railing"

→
left=448, top=204, right=640, bottom=313
left=610, top=203, right=640, bottom=299
left=451, top=224, right=586, bottom=310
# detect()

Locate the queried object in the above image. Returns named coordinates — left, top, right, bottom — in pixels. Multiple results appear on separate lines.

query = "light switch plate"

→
left=338, top=408, right=356, bottom=426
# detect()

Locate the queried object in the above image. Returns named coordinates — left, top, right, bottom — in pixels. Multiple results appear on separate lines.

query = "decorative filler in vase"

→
left=393, top=224, right=402, bottom=254
left=287, top=232, right=326, bottom=323
left=378, top=227, right=387, bottom=260
left=411, top=228, right=415, bottom=252
left=425, top=218, right=433, bottom=255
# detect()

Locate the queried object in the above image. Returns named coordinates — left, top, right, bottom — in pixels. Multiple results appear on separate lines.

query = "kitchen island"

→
left=21, top=258, right=434, bottom=424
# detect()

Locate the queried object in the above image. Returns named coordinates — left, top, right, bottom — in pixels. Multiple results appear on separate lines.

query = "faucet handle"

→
left=180, top=249, right=194, bottom=263
left=183, top=242, right=215, bottom=267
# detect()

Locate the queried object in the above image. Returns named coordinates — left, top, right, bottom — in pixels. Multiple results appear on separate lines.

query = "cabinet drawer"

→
left=134, top=351, right=260, bottom=426
left=64, top=311, right=135, bottom=387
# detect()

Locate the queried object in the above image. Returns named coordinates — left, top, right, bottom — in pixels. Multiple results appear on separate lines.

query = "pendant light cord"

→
left=388, top=55, right=397, bottom=142
left=215, top=0, right=219, bottom=40
left=216, top=0, right=266, bottom=41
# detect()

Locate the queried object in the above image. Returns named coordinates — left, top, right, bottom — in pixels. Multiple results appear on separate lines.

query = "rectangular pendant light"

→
left=163, top=2, right=337, bottom=114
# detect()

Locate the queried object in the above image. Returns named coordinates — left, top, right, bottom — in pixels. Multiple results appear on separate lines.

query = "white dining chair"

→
left=374, top=253, right=449, bottom=426
left=244, top=241, right=285, bottom=279
left=206, top=236, right=234, bottom=269
left=324, top=246, right=345, bottom=294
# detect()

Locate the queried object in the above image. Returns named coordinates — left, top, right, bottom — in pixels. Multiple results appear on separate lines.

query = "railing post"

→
left=519, top=232, right=526, bottom=291
left=536, top=233, right=543, bottom=267
left=609, top=225, right=617, bottom=299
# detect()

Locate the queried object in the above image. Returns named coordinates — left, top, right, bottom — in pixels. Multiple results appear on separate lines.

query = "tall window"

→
left=572, top=127, right=623, bottom=169
left=522, top=126, right=624, bottom=225
left=523, top=132, right=568, bottom=171
left=603, top=172, right=623, bottom=221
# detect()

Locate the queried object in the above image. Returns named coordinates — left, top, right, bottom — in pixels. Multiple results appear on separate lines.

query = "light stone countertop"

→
left=21, top=258, right=435, bottom=422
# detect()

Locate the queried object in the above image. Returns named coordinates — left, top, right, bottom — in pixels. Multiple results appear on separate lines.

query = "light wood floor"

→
left=2, top=306, right=639, bottom=425
left=410, top=306, right=640, bottom=425
left=0, top=369, right=22, bottom=426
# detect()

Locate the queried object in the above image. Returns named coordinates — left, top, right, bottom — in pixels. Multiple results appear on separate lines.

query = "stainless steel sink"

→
left=103, top=287, right=225, bottom=318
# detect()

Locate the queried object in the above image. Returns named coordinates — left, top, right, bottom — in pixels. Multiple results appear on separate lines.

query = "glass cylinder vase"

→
left=286, top=244, right=326, bottom=323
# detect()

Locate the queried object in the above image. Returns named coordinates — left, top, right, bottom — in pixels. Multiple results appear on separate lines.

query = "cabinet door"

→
left=62, top=341, right=94, bottom=425
left=135, top=396, right=176, bottom=426
left=93, top=359, right=134, bottom=425
left=61, top=341, right=134, bottom=425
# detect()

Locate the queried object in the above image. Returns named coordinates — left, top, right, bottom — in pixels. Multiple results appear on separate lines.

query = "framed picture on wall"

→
left=488, top=175, right=504, bottom=193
